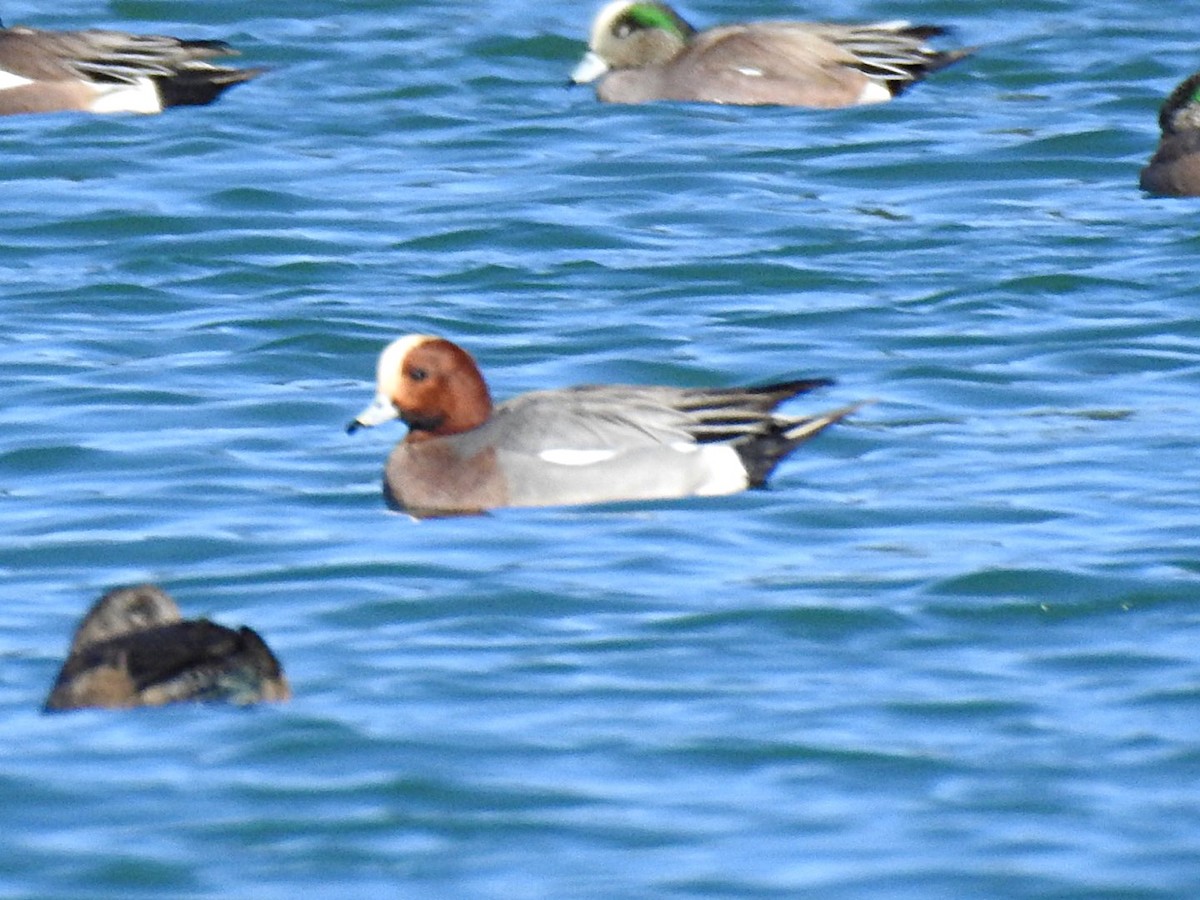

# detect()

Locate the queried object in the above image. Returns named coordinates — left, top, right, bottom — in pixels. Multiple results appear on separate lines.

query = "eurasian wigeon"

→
left=570, top=0, right=972, bottom=107
left=0, top=24, right=263, bottom=116
left=347, top=334, right=862, bottom=516
left=1140, top=72, right=1200, bottom=197
left=44, top=584, right=290, bottom=711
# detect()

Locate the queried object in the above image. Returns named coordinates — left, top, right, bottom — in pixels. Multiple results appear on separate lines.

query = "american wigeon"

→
left=44, top=584, right=290, bottom=711
left=1140, top=72, right=1200, bottom=197
left=570, top=0, right=972, bottom=107
left=0, top=24, right=263, bottom=116
left=347, top=335, right=862, bottom=516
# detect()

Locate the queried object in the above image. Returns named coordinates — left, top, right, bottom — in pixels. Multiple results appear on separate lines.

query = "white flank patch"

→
left=689, top=444, right=749, bottom=496
left=87, top=78, right=162, bottom=114
left=857, top=81, right=894, bottom=106
left=539, top=448, right=618, bottom=466
left=0, top=68, right=34, bottom=90
left=734, top=66, right=764, bottom=78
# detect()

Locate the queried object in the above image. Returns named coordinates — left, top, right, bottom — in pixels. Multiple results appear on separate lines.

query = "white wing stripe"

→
left=538, top=448, right=619, bottom=466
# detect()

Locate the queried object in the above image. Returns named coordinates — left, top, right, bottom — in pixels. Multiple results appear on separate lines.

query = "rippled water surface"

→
left=3, top=0, right=1200, bottom=896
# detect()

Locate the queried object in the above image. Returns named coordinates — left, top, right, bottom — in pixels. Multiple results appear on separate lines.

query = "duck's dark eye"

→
left=407, top=367, right=428, bottom=382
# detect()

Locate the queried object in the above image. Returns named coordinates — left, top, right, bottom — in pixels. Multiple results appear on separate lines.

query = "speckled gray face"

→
left=1172, top=87, right=1200, bottom=132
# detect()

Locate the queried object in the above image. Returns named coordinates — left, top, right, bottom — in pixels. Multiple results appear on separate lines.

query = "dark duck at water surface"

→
left=44, top=584, right=290, bottom=711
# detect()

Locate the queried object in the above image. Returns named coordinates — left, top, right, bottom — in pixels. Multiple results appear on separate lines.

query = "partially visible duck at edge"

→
left=0, top=22, right=264, bottom=116
left=347, top=334, right=863, bottom=517
left=44, top=584, right=290, bottom=711
left=570, top=0, right=973, bottom=107
left=1140, top=72, right=1200, bottom=197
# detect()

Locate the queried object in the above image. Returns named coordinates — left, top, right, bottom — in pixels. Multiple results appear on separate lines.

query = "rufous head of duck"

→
left=347, top=335, right=493, bottom=440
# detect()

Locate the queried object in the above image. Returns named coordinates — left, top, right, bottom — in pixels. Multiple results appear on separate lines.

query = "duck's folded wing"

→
left=466, top=381, right=831, bottom=455
left=0, top=27, right=237, bottom=84
left=71, top=622, right=277, bottom=703
left=664, top=25, right=871, bottom=105
left=674, top=22, right=959, bottom=105
left=798, top=22, right=966, bottom=80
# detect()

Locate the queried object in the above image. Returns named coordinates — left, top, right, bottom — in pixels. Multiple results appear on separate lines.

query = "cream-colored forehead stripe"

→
left=591, top=0, right=632, bottom=44
left=376, top=334, right=437, bottom=393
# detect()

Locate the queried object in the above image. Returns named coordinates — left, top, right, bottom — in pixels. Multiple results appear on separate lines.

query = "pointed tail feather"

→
left=738, top=401, right=870, bottom=487
left=155, top=65, right=266, bottom=108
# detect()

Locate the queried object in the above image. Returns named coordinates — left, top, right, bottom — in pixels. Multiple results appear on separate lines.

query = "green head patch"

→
left=624, top=3, right=692, bottom=39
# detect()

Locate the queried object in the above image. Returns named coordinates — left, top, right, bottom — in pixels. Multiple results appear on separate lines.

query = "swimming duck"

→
left=0, top=24, right=263, bottom=116
left=347, top=334, right=861, bottom=516
left=570, top=0, right=971, bottom=107
left=1140, top=72, right=1200, bottom=197
left=44, top=584, right=290, bottom=711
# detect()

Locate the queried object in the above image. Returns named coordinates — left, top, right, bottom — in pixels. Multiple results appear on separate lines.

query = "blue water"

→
left=3, top=0, right=1200, bottom=896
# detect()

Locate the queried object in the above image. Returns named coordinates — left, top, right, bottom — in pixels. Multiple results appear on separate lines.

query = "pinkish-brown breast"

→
left=383, top=440, right=509, bottom=516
